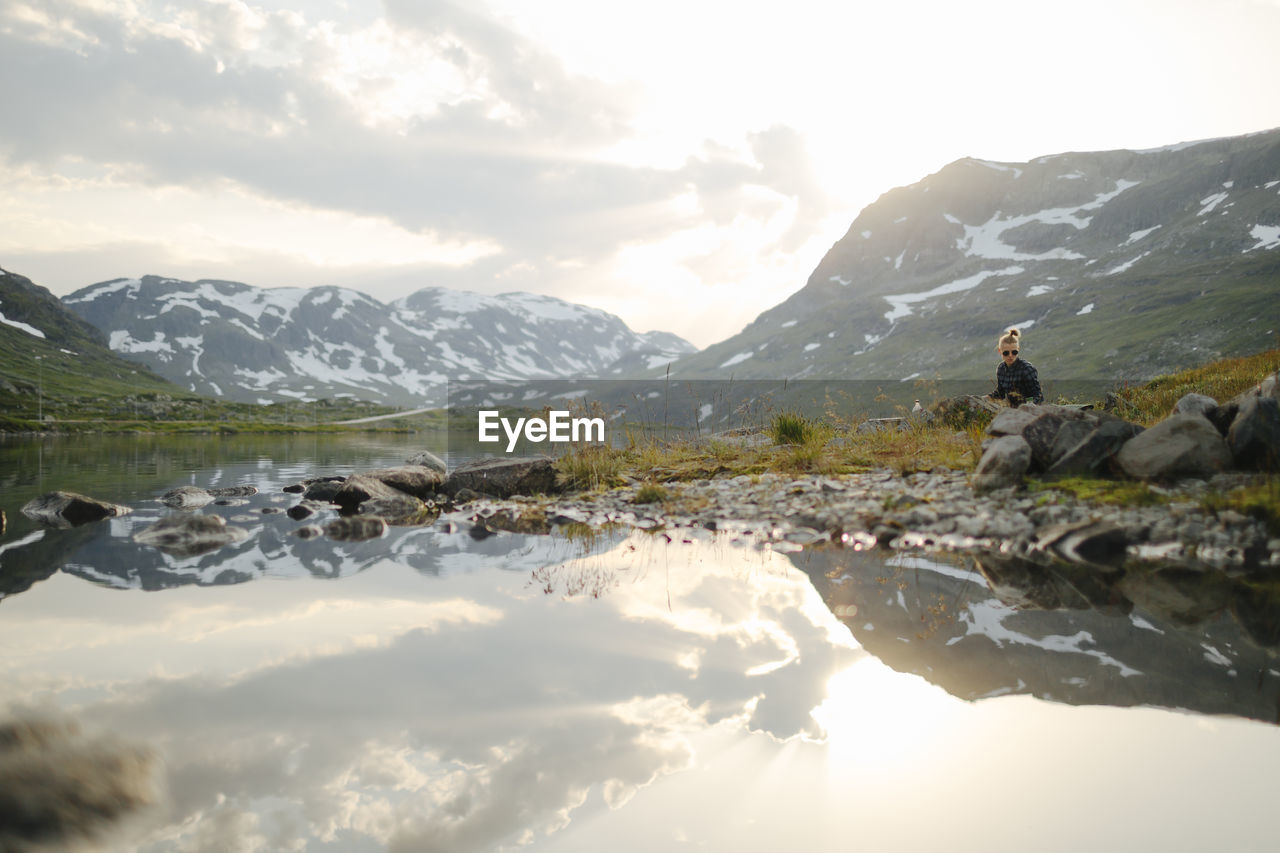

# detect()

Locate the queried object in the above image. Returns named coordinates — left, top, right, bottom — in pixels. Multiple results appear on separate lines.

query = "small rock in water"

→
left=134, top=514, right=250, bottom=556
left=332, top=474, right=406, bottom=510
left=300, top=477, right=348, bottom=503
left=21, top=492, right=132, bottom=528
left=362, top=465, right=446, bottom=499
left=160, top=486, right=215, bottom=508
left=405, top=450, right=447, bottom=475
left=324, top=516, right=387, bottom=541
left=287, top=504, right=315, bottom=521
left=207, top=485, right=259, bottom=498
left=293, top=525, right=324, bottom=539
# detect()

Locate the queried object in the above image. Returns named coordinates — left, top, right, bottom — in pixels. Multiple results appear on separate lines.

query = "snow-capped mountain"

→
left=62, top=278, right=697, bottom=405
left=671, top=127, right=1280, bottom=381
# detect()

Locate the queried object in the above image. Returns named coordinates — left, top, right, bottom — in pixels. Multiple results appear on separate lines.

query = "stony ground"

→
left=457, top=468, right=1280, bottom=575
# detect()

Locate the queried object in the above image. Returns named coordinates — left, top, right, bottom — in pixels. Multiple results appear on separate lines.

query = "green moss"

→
left=1027, top=476, right=1168, bottom=507
left=1201, top=481, right=1280, bottom=535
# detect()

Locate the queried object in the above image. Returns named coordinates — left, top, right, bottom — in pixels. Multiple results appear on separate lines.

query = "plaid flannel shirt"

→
left=993, top=358, right=1043, bottom=404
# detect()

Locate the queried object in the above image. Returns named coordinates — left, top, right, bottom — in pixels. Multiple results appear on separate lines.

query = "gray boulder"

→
left=133, top=514, right=249, bottom=557
left=1171, top=393, right=1219, bottom=418
left=987, top=404, right=1100, bottom=472
left=1044, top=418, right=1100, bottom=469
left=931, top=395, right=1000, bottom=428
left=159, top=486, right=215, bottom=508
left=1262, top=372, right=1278, bottom=400
left=973, top=435, right=1032, bottom=493
left=1048, top=419, right=1145, bottom=477
left=332, top=474, right=406, bottom=510
left=404, top=451, right=447, bottom=475
left=443, top=456, right=559, bottom=499
left=21, top=492, right=132, bottom=528
left=363, top=465, right=445, bottom=499
left=986, top=406, right=1043, bottom=438
left=1226, top=396, right=1280, bottom=471
left=1115, top=414, right=1232, bottom=481
left=300, top=477, right=346, bottom=503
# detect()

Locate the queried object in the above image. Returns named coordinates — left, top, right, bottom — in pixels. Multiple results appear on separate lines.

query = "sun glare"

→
left=811, top=656, right=973, bottom=778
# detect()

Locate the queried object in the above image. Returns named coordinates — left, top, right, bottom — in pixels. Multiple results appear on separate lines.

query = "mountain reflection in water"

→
left=1, top=438, right=1280, bottom=851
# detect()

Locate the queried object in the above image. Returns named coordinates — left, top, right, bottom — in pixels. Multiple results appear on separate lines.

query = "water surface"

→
left=1, top=436, right=1278, bottom=852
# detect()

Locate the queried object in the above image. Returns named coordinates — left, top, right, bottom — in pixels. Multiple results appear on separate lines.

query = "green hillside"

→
left=0, top=268, right=425, bottom=431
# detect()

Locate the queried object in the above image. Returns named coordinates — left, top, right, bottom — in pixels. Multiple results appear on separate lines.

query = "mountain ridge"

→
left=63, top=276, right=698, bottom=405
left=670, top=127, right=1280, bottom=382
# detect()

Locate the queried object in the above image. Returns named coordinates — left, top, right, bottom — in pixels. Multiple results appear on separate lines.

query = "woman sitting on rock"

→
left=987, top=327, right=1043, bottom=406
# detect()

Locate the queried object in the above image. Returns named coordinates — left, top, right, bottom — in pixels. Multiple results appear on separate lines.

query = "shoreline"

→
left=455, top=466, right=1280, bottom=576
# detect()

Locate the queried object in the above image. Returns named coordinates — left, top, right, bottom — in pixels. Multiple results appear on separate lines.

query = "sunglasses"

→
left=1002, top=350, right=1019, bottom=357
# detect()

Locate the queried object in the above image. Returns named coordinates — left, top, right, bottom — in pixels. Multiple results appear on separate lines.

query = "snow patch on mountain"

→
left=1245, top=225, right=1280, bottom=253
left=1125, top=226, right=1161, bottom=245
left=1198, top=192, right=1229, bottom=216
left=883, top=266, right=1024, bottom=322
left=111, top=330, right=173, bottom=356
left=956, top=180, right=1138, bottom=262
left=0, top=300, right=46, bottom=338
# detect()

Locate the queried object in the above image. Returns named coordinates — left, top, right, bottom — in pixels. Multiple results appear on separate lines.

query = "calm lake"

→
left=1, top=434, right=1279, bottom=852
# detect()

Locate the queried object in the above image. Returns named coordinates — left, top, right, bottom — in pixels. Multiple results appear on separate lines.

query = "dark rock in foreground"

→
left=21, top=492, right=132, bottom=528
left=443, top=456, right=559, bottom=499
left=1048, top=419, right=1144, bottom=477
left=1227, top=396, right=1280, bottom=471
left=133, top=514, right=249, bottom=557
left=0, top=716, right=155, bottom=849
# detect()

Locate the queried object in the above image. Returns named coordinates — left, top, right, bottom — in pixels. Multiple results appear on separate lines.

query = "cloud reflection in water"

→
left=6, top=530, right=859, bottom=851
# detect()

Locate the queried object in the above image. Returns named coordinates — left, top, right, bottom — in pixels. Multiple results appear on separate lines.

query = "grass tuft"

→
left=770, top=411, right=814, bottom=445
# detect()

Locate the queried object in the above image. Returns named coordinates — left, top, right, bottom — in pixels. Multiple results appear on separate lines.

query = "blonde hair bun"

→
left=1007, top=328, right=1021, bottom=338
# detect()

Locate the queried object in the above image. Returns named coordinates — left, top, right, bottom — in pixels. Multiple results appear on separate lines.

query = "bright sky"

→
left=2, top=0, right=1279, bottom=348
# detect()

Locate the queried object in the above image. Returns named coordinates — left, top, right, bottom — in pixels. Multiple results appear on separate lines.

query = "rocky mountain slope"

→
left=0, top=267, right=183, bottom=419
left=673, top=128, right=1280, bottom=384
left=63, top=278, right=697, bottom=405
